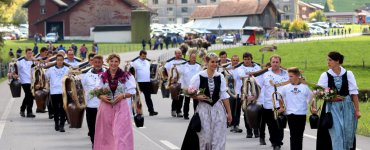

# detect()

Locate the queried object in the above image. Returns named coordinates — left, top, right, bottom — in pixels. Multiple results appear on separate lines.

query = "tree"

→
left=324, top=0, right=335, bottom=12
left=309, top=10, right=327, bottom=22
left=0, top=0, right=26, bottom=24
left=281, top=20, right=291, bottom=31
left=12, top=5, right=28, bottom=25
left=289, top=19, right=309, bottom=33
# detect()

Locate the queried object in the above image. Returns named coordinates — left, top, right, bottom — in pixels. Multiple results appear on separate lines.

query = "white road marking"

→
left=133, top=128, right=167, bottom=150
left=0, top=98, right=15, bottom=140
left=284, top=129, right=362, bottom=150
left=160, top=140, right=180, bottom=150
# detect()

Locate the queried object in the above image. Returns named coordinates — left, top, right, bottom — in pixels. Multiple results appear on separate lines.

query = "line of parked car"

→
left=308, top=22, right=345, bottom=35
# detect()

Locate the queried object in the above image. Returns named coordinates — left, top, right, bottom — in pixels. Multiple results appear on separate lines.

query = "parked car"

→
left=222, top=35, right=235, bottom=44
left=44, top=33, right=59, bottom=43
left=309, top=26, right=325, bottom=34
left=150, top=30, right=164, bottom=38
left=332, top=23, right=344, bottom=28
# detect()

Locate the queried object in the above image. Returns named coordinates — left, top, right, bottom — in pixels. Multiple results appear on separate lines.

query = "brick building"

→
left=23, top=0, right=150, bottom=40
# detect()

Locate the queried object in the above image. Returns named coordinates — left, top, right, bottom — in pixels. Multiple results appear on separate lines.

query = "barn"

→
left=22, top=0, right=151, bottom=41
left=190, top=0, right=280, bottom=31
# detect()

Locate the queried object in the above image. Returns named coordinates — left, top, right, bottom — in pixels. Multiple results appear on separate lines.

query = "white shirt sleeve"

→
left=189, top=73, right=200, bottom=90
left=45, top=68, right=50, bottom=80
left=317, top=72, right=328, bottom=88
left=220, top=74, right=230, bottom=100
left=347, top=71, right=359, bottom=95
left=305, top=85, right=313, bottom=103
left=125, top=75, right=137, bottom=95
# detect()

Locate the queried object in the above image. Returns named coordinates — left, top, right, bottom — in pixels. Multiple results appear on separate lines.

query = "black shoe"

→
left=177, top=113, right=183, bottom=117
left=149, top=112, right=158, bottom=116
left=20, top=111, right=25, bottom=117
left=259, top=138, right=266, bottom=145
left=273, top=146, right=281, bottom=150
left=55, top=125, right=60, bottom=131
left=246, top=134, right=253, bottom=138
left=234, top=126, right=243, bottom=133
left=48, top=114, right=54, bottom=119
left=59, top=126, right=65, bottom=132
left=254, top=132, right=260, bottom=138
left=36, top=109, right=46, bottom=113
left=26, top=113, right=36, bottom=118
left=171, top=111, right=176, bottom=117
left=184, top=116, right=189, bottom=120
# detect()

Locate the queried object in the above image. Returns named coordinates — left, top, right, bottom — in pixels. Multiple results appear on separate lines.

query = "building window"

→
left=40, top=0, right=45, bottom=6
left=210, top=0, right=216, bottom=3
left=153, top=0, right=158, bottom=4
left=40, top=7, right=46, bottom=14
left=167, top=7, right=173, bottom=15
left=168, top=0, right=174, bottom=4
left=285, top=15, right=290, bottom=20
left=181, top=7, right=188, bottom=13
left=195, top=0, right=201, bottom=3
left=182, top=0, right=187, bottom=4
left=168, top=18, right=175, bottom=23
left=283, top=5, right=289, bottom=12
left=183, top=18, right=189, bottom=23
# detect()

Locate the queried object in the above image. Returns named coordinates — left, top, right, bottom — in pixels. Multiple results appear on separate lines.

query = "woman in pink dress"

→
left=94, top=54, right=136, bottom=150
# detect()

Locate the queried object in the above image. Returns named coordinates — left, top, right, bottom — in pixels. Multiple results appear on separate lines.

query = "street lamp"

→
left=218, top=17, right=222, bottom=36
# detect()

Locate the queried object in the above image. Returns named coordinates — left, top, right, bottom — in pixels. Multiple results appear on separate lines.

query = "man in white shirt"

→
left=164, top=49, right=186, bottom=117
left=16, top=48, right=36, bottom=118
left=177, top=52, right=202, bottom=119
left=217, top=51, right=230, bottom=73
left=65, top=49, right=80, bottom=67
left=45, top=54, right=70, bottom=132
left=131, top=50, right=158, bottom=116
left=259, top=55, right=289, bottom=150
left=225, top=55, right=243, bottom=133
left=81, top=55, right=105, bottom=144
left=237, top=52, right=262, bottom=138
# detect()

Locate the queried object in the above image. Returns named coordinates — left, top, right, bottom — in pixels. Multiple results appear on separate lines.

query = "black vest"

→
left=327, top=71, right=349, bottom=96
left=199, top=75, right=221, bottom=106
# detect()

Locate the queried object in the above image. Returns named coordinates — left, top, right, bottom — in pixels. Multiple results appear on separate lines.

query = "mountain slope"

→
left=303, top=0, right=368, bottom=12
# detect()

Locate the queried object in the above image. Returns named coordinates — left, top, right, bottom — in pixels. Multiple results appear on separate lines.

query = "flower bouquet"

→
left=90, top=87, right=115, bottom=106
left=312, top=86, right=343, bottom=102
left=184, top=87, right=213, bottom=103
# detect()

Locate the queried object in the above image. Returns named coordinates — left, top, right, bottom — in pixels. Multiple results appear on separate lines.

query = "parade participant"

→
left=259, top=55, right=289, bottom=150
left=94, top=54, right=136, bottom=150
left=45, top=54, right=70, bottom=132
left=177, top=51, right=202, bottom=119
left=217, top=51, right=230, bottom=73
left=36, top=47, right=49, bottom=62
left=281, top=67, right=313, bottom=150
left=164, top=49, right=186, bottom=117
left=131, top=50, right=158, bottom=116
left=188, top=52, right=232, bottom=149
left=78, top=53, right=96, bottom=69
left=65, top=49, right=80, bottom=67
left=314, top=51, right=361, bottom=150
left=15, top=48, right=36, bottom=118
left=237, top=52, right=262, bottom=138
left=225, top=55, right=243, bottom=133
left=81, top=55, right=106, bottom=145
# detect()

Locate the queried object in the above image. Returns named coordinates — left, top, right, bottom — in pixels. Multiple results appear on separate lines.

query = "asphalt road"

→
left=0, top=36, right=368, bottom=150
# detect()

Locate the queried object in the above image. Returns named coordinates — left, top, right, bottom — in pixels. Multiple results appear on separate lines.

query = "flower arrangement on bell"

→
left=312, top=87, right=343, bottom=102
left=184, top=87, right=213, bottom=103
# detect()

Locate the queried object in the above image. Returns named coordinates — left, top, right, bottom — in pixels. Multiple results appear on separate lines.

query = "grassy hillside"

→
left=303, top=0, right=368, bottom=12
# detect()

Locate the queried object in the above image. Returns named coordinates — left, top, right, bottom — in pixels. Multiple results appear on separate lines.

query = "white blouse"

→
left=177, top=62, right=202, bottom=89
left=189, top=70, right=230, bottom=101
left=317, top=66, right=358, bottom=95
left=45, top=66, right=69, bottom=95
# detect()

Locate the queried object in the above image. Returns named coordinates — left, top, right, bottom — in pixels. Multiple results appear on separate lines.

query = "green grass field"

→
left=0, top=39, right=144, bottom=62
left=214, top=36, right=370, bottom=136
left=303, top=0, right=369, bottom=12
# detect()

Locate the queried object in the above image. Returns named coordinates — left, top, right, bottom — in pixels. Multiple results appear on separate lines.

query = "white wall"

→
left=93, top=31, right=131, bottom=43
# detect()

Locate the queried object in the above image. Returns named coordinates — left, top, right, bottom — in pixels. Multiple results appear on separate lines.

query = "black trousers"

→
left=260, top=108, right=284, bottom=146
left=229, top=95, right=241, bottom=127
left=287, top=114, right=306, bottom=150
left=260, top=105, right=266, bottom=139
left=182, top=96, right=191, bottom=117
left=172, top=95, right=184, bottom=113
left=20, top=84, right=34, bottom=114
left=46, top=95, right=54, bottom=117
left=138, top=82, right=155, bottom=113
left=51, top=94, right=66, bottom=126
left=86, top=107, right=98, bottom=144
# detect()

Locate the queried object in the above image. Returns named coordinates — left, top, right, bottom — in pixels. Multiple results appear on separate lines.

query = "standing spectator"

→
left=16, top=47, right=23, bottom=58
left=159, top=37, right=163, bottom=50
left=57, top=45, right=65, bottom=52
left=165, top=36, right=170, bottom=50
left=33, top=43, right=39, bottom=56
left=153, top=38, right=159, bottom=50
left=148, top=38, right=152, bottom=50
left=141, top=39, right=146, bottom=50
left=349, top=28, right=352, bottom=34
left=92, top=42, right=98, bottom=54
left=34, top=33, right=38, bottom=43
left=71, top=43, right=78, bottom=55
left=337, top=28, right=340, bottom=35
left=345, top=29, right=347, bottom=35
left=341, top=29, right=344, bottom=36
left=172, top=36, right=177, bottom=48
left=80, top=44, right=87, bottom=60
left=8, top=48, right=14, bottom=58
left=38, top=33, right=42, bottom=43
